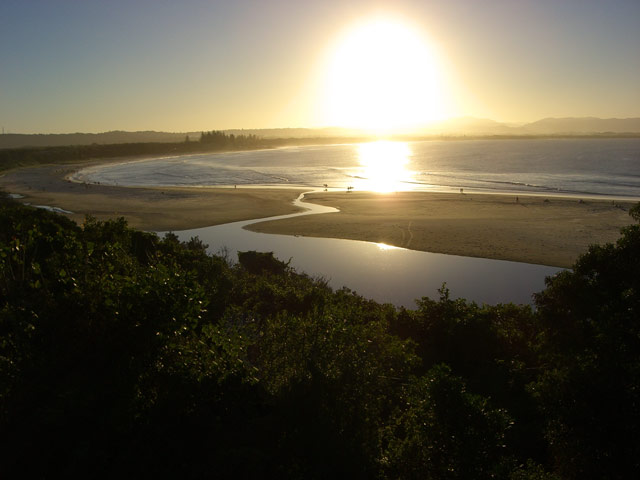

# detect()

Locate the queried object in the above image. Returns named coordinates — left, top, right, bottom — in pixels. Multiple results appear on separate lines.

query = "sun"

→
left=324, top=17, right=450, bottom=133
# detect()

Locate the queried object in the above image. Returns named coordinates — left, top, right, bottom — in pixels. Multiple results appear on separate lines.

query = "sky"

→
left=1, top=0, right=639, bottom=133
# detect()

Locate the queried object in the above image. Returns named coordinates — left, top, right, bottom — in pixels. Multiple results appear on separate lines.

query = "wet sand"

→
left=1, top=162, right=635, bottom=267
left=249, top=191, right=634, bottom=267
left=0, top=163, right=304, bottom=231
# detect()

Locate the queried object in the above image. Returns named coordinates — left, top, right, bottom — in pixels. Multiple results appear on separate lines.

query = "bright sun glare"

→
left=355, top=140, right=413, bottom=193
left=325, top=18, right=449, bottom=132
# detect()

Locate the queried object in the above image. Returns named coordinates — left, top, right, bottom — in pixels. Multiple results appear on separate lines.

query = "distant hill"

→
left=0, top=131, right=201, bottom=149
left=424, top=117, right=521, bottom=136
left=224, top=127, right=362, bottom=138
left=2, top=117, right=639, bottom=148
left=423, top=116, right=640, bottom=136
left=520, top=117, right=640, bottom=135
left=0, top=128, right=362, bottom=149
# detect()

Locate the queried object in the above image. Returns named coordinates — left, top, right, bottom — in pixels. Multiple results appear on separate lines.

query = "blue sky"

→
left=1, top=0, right=639, bottom=133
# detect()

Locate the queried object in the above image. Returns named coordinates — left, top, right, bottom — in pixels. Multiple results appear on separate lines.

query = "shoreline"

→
left=0, top=161, right=305, bottom=231
left=1, top=159, right=636, bottom=267
left=60, top=150, right=640, bottom=204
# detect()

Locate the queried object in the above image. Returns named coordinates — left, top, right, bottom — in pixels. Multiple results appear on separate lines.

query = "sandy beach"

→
left=1, top=161, right=635, bottom=267
left=0, top=162, right=305, bottom=231
left=249, top=191, right=635, bottom=268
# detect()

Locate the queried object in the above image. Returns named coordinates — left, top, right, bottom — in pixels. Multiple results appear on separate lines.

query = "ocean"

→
left=74, top=137, right=640, bottom=199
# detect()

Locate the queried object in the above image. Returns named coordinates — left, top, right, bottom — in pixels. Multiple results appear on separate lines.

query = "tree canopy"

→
left=1, top=197, right=638, bottom=478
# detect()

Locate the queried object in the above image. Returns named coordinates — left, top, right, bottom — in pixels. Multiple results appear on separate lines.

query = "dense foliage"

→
left=0, top=135, right=263, bottom=173
left=0, top=133, right=367, bottom=173
left=1, top=198, right=638, bottom=478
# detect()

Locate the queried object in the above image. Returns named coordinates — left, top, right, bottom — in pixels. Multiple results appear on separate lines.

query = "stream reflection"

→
left=168, top=193, right=561, bottom=307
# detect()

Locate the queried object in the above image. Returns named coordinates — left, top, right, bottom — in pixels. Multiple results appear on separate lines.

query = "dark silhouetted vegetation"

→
left=0, top=134, right=264, bottom=173
left=199, top=130, right=260, bottom=147
left=1, top=196, right=638, bottom=478
left=0, top=134, right=370, bottom=174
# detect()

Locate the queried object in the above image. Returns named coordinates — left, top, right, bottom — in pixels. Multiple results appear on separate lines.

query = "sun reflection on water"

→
left=375, top=242, right=401, bottom=251
left=354, top=141, right=413, bottom=192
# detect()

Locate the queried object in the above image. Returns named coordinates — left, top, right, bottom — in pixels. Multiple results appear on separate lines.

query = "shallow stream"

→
left=169, top=193, right=561, bottom=307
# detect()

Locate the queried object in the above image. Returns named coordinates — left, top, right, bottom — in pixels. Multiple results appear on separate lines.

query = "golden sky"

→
left=1, top=0, right=639, bottom=133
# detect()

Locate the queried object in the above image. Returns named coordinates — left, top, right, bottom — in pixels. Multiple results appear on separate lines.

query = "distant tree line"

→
left=2, top=196, right=637, bottom=478
left=0, top=139, right=266, bottom=173
left=199, top=130, right=260, bottom=147
left=0, top=135, right=369, bottom=173
left=0, top=142, right=195, bottom=172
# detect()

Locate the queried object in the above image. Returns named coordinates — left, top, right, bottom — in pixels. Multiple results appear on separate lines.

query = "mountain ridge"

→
left=1, top=117, right=639, bottom=148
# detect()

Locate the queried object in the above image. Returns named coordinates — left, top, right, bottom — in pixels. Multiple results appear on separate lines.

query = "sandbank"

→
left=248, top=191, right=635, bottom=268
left=0, top=163, right=304, bottom=231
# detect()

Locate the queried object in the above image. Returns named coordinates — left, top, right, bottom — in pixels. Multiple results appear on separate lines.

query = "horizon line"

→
left=3, top=115, right=640, bottom=136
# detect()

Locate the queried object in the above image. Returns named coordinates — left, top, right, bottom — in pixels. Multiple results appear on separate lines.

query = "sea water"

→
left=74, top=138, right=640, bottom=198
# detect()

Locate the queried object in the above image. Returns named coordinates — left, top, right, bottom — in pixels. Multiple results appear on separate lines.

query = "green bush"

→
left=1, top=198, right=638, bottom=478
